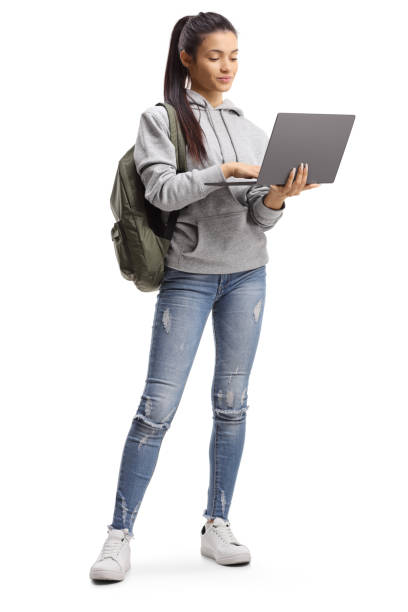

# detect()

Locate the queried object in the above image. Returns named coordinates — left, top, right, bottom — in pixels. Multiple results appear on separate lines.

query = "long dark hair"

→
left=164, top=12, right=238, bottom=166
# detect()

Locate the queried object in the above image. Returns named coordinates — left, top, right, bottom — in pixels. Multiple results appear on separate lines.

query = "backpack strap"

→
left=155, top=102, right=187, bottom=172
left=151, top=102, right=187, bottom=239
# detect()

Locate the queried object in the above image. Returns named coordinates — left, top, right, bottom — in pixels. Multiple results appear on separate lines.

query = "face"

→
left=180, top=30, right=238, bottom=95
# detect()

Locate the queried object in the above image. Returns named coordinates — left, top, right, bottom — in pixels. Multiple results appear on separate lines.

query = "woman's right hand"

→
left=222, top=162, right=261, bottom=179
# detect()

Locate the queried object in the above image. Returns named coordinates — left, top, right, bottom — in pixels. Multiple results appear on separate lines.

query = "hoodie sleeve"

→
left=245, top=126, right=285, bottom=232
left=246, top=186, right=286, bottom=232
left=133, top=109, right=227, bottom=212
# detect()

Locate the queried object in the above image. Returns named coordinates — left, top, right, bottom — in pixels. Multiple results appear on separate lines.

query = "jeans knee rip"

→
left=134, top=413, right=170, bottom=430
left=214, top=386, right=249, bottom=417
left=214, top=405, right=249, bottom=418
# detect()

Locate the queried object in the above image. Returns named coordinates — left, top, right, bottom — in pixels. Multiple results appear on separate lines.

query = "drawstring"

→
left=220, top=110, right=238, bottom=162
left=205, top=107, right=225, bottom=161
left=206, top=108, right=239, bottom=163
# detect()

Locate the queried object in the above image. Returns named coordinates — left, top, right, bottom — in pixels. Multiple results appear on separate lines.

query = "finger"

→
left=294, top=162, right=304, bottom=186
left=286, top=167, right=296, bottom=187
left=302, top=162, right=308, bottom=187
left=290, top=163, right=303, bottom=195
left=303, top=183, right=321, bottom=190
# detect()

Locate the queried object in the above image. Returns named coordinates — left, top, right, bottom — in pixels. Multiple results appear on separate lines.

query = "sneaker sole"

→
left=201, top=546, right=251, bottom=565
left=89, top=567, right=128, bottom=581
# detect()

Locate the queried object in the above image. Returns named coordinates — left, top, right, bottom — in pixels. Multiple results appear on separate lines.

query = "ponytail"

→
left=163, top=12, right=238, bottom=166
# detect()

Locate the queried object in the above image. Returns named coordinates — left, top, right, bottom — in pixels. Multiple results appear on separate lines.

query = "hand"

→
left=264, top=162, right=321, bottom=209
left=228, top=162, right=262, bottom=179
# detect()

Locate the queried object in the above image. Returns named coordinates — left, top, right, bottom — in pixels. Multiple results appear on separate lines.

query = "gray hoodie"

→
left=133, top=88, right=285, bottom=274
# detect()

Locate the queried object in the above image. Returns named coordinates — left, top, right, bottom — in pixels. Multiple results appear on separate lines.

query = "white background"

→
left=2, top=0, right=407, bottom=609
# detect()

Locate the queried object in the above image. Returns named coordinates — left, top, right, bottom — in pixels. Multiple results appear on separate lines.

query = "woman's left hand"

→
left=264, top=162, right=321, bottom=209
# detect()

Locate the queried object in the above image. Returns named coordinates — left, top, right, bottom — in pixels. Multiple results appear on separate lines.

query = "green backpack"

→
left=110, top=102, right=187, bottom=292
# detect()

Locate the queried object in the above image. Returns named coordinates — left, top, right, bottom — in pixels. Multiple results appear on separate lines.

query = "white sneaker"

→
left=89, top=525, right=133, bottom=581
left=200, top=517, right=251, bottom=565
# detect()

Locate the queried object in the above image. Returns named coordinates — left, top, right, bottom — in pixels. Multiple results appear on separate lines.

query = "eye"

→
left=209, top=58, right=238, bottom=61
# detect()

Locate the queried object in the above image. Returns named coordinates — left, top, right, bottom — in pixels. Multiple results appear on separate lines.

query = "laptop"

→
left=204, top=112, right=356, bottom=186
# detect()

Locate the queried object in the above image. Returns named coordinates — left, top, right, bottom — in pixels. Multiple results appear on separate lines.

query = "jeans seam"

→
left=210, top=311, right=219, bottom=517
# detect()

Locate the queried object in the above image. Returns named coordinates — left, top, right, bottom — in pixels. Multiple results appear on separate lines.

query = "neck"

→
left=189, top=85, right=223, bottom=109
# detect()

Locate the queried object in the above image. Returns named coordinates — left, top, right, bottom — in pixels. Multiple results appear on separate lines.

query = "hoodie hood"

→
left=186, top=88, right=244, bottom=116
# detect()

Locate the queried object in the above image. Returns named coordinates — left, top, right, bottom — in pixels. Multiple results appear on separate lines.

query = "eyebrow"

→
left=207, top=49, right=239, bottom=53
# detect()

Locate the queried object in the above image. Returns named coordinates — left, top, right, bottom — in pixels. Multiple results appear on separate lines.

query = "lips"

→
left=217, top=77, right=231, bottom=81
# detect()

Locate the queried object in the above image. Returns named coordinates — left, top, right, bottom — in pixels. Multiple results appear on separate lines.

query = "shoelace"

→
left=213, top=522, right=240, bottom=546
left=100, top=534, right=128, bottom=560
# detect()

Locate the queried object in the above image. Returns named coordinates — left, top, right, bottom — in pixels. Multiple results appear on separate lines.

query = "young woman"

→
left=90, top=11, right=320, bottom=581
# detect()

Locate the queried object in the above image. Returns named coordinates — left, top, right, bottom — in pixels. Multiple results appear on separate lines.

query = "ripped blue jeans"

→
left=109, top=264, right=267, bottom=536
